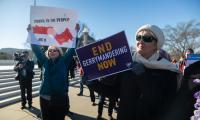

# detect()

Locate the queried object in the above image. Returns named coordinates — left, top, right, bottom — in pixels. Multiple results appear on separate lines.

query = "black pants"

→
left=69, top=67, right=75, bottom=78
left=40, top=97, right=66, bottom=120
left=98, top=96, right=116, bottom=116
left=89, top=87, right=95, bottom=103
left=19, top=80, right=32, bottom=106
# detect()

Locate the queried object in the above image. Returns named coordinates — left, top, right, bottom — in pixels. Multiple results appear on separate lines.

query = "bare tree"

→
left=163, top=20, right=200, bottom=59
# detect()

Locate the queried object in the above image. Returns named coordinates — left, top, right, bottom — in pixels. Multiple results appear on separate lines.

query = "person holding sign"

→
left=179, top=48, right=194, bottom=73
left=28, top=26, right=75, bottom=120
left=119, top=24, right=180, bottom=120
left=87, top=24, right=180, bottom=120
left=180, top=49, right=200, bottom=120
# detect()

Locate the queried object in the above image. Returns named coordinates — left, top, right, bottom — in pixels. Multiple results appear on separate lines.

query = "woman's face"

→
left=48, top=46, right=60, bottom=59
left=136, top=30, right=157, bottom=59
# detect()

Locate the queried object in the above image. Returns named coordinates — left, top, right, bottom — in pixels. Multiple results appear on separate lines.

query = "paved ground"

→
left=0, top=85, right=117, bottom=120
left=0, top=65, right=38, bottom=70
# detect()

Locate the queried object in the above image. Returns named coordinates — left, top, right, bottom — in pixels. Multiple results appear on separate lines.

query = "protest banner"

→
left=76, top=31, right=133, bottom=81
left=186, top=54, right=200, bottom=67
left=30, top=6, right=78, bottom=48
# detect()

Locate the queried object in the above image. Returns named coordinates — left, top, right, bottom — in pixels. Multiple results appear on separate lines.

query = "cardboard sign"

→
left=30, top=6, right=78, bottom=48
left=76, top=31, right=133, bottom=81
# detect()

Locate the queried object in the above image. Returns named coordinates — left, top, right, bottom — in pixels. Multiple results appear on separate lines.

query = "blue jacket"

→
left=31, top=45, right=75, bottom=96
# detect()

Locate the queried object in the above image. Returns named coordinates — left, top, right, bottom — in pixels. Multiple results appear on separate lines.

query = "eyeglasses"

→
left=136, top=35, right=157, bottom=43
left=49, top=49, right=58, bottom=53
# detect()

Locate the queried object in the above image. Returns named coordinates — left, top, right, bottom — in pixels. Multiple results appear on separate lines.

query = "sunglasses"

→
left=49, top=49, right=58, bottom=53
left=136, top=35, right=157, bottom=43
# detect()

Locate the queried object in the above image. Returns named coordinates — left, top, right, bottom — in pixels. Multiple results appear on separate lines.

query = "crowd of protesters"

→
left=13, top=24, right=200, bottom=120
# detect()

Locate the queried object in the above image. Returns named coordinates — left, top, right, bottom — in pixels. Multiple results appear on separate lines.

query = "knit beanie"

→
left=136, top=24, right=165, bottom=49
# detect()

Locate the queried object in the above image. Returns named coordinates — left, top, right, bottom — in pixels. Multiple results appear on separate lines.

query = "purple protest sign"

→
left=76, top=31, right=133, bottom=81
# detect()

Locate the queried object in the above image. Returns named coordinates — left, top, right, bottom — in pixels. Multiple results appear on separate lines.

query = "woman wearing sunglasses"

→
left=87, top=24, right=181, bottom=120
left=119, top=24, right=180, bottom=120
left=28, top=30, right=75, bottom=120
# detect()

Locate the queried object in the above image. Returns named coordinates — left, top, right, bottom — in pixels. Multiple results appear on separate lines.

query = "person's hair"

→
left=186, top=48, right=194, bottom=54
left=45, top=46, right=63, bottom=59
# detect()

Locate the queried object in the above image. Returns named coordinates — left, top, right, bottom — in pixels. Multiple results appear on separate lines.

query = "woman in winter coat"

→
left=29, top=31, right=75, bottom=120
left=87, top=24, right=180, bottom=120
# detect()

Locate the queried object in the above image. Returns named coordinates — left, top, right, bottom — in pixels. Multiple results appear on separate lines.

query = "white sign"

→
left=30, top=6, right=78, bottom=48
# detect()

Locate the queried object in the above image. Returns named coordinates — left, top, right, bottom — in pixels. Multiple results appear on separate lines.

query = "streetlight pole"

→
left=34, top=0, right=36, bottom=6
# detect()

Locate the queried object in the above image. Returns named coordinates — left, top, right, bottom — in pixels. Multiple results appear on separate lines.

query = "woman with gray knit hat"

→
left=117, top=24, right=180, bottom=120
left=132, top=24, right=177, bottom=71
left=87, top=24, right=180, bottom=120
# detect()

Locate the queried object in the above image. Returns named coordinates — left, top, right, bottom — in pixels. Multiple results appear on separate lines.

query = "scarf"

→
left=132, top=52, right=179, bottom=73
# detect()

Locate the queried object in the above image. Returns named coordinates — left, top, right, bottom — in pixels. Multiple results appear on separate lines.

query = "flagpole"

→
left=34, top=0, right=36, bottom=6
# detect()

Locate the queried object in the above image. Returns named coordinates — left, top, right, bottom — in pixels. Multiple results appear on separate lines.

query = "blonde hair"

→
left=45, top=46, right=63, bottom=59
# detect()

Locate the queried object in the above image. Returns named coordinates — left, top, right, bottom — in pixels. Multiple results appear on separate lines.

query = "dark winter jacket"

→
left=87, top=63, right=178, bottom=120
left=14, top=60, right=34, bottom=81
